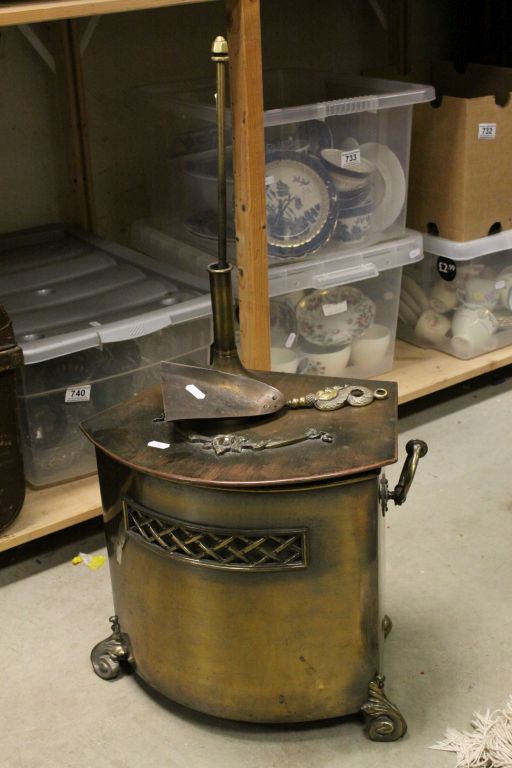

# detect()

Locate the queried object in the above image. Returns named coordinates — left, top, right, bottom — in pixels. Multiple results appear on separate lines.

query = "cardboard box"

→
left=406, top=63, right=512, bottom=241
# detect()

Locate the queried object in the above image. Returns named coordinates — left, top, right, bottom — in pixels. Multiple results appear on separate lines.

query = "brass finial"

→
left=211, top=35, right=229, bottom=61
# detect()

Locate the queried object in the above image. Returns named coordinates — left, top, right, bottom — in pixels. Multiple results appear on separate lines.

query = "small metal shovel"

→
left=161, top=361, right=285, bottom=422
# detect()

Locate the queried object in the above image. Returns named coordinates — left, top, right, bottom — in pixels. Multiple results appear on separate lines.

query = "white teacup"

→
left=429, top=280, right=458, bottom=313
left=350, top=324, right=391, bottom=370
left=464, top=277, right=499, bottom=309
left=299, top=342, right=351, bottom=377
left=497, top=268, right=512, bottom=309
left=451, top=305, right=498, bottom=356
left=415, top=310, right=451, bottom=344
left=270, top=347, right=299, bottom=374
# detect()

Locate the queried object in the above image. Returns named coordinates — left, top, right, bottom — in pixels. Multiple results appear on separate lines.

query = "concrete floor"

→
left=2, top=368, right=512, bottom=768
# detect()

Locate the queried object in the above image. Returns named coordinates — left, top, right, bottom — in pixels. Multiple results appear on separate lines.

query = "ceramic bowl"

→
left=298, top=340, right=351, bottom=377
left=415, top=310, right=451, bottom=344
left=451, top=305, right=498, bottom=356
left=497, top=267, right=512, bottom=308
left=464, top=276, right=499, bottom=309
left=296, top=286, right=376, bottom=347
left=429, top=280, right=458, bottom=314
left=333, top=201, right=374, bottom=245
left=336, top=184, right=372, bottom=208
left=350, top=323, right=391, bottom=369
left=271, top=346, right=299, bottom=373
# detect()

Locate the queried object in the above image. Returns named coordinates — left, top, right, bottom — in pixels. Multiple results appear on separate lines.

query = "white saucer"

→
left=359, top=142, right=406, bottom=231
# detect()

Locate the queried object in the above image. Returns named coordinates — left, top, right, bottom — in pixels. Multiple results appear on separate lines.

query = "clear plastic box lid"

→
left=423, top=229, right=512, bottom=261
left=266, top=229, right=423, bottom=297
left=133, top=71, right=435, bottom=128
left=0, top=225, right=212, bottom=365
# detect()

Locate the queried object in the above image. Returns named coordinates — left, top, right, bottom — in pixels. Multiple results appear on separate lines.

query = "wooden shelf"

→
left=373, top=339, right=512, bottom=404
left=0, top=474, right=101, bottom=552
left=1, top=340, right=511, bottom=554
left=0, top=0, right=208, bottom=27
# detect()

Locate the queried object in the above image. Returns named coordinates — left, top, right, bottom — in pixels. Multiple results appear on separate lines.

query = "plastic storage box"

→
left=397, top=230, right=512, bottom=359
left=133, top=221, right=423, bottom=379
left=0, top=225, right=212, bottom=487
left=131, top=71, right=434, bottom=261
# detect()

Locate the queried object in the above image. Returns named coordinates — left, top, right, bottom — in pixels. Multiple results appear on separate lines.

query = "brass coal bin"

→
left=82, top=37, right=427, bottom=742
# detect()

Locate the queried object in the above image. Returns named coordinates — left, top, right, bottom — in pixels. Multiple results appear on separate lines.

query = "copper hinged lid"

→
left=81, top=371, right=397, bottom=488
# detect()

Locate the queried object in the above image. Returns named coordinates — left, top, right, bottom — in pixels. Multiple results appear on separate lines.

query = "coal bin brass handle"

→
left=380, top=439, right=428, bottom=512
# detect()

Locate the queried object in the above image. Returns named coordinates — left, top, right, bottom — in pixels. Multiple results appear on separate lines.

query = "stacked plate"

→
left=183, top=122, right=407, bottom=262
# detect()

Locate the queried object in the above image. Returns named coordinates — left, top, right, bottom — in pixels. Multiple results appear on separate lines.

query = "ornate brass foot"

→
left=90, top=615, right=133, bottom=680
left=361, top=673, right=407, bottom=741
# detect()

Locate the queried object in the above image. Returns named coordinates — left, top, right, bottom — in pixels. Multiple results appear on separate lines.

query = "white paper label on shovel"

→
left=323, top=301, right=348, bottom=316
left=478, top=123, right=496, bottom=140
left=65, top=385, right=91, bottom=403
left=285, top=332, right=296, bottom=349
left=185, top=383, right=206, bottom=400
left=147, top=440, right=170, bottom=450
left=340, top=149, right=361, bottom=168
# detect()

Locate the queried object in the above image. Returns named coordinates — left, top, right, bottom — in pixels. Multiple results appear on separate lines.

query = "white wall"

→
left=0, top=25, right=68, bottom=233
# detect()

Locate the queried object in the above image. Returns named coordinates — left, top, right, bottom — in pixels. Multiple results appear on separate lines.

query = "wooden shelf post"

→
left=227, top=0, right=270, bottom=370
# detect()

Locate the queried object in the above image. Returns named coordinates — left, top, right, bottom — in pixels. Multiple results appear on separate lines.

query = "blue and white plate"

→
left=265, top=150, right=337, bottom=259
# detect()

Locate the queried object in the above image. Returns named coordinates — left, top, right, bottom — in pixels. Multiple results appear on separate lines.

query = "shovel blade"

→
left=161, top=362, right=286, bottom=421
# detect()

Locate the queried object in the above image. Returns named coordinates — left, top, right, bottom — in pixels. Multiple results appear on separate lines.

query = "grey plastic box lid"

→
left=0, top=225, right=212, bottom=365
left=423, top=229, right=512, bottom=261
left=266, top=229, right=423, bottom=297
left=135, top=71, right=435, bottom=127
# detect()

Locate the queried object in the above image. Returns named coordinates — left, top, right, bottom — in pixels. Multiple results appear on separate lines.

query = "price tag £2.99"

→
left=65, top=384, right=91, bottom=403
left=437, top=256, right=457, bottom=282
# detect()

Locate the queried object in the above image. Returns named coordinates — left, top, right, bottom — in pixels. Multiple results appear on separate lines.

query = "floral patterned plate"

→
left=265, top=151, right=337, bottom=259
left=296, top=285, right=376, bottom=347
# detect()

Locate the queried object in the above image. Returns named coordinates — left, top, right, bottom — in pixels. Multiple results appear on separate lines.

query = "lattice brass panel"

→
left=123, top=498, right=308, bottom=571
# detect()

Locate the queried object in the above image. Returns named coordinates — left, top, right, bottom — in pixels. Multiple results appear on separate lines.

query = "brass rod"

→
left=211, top=36, right=229, bottom=269
left=208, top=37, right=244, bottom=374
